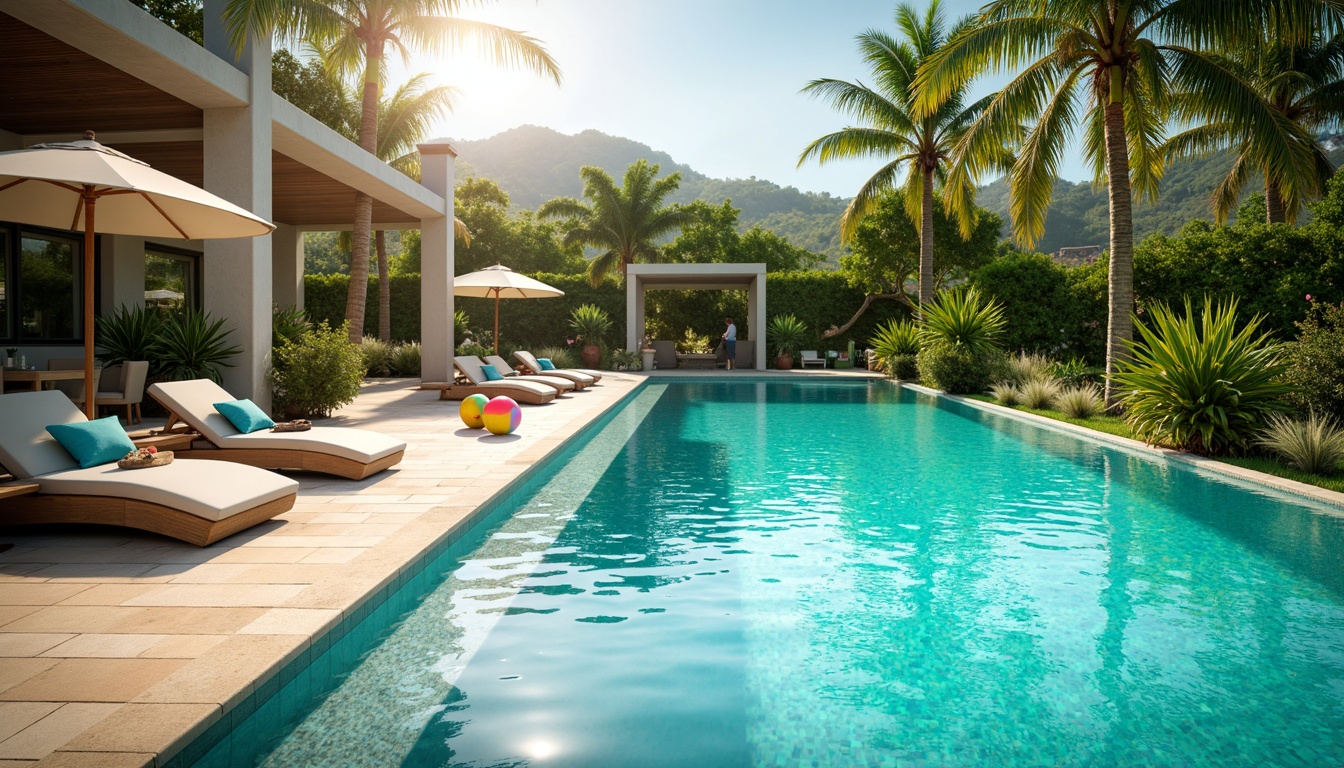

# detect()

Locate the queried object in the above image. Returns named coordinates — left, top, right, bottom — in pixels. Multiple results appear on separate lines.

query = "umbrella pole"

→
left=82, top=188, right=96, bottom=420
left=494, top=290, right=500, bottom=356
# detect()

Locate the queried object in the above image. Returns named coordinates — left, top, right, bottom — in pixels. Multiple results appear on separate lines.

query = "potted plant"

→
left=767, top=314, right=807, bottom=370
left=639, top=336, right=656, bottom=371
left=569, top=304, right=612, bottom=368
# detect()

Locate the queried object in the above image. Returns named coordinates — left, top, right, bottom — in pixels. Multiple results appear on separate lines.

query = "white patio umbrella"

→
left=0, top=131, right=274, bottom=417
left=453, top=264, right=563, bottom=355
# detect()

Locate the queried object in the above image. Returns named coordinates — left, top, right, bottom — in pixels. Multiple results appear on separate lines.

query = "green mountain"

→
left=451, top=126, right=849, bottom=263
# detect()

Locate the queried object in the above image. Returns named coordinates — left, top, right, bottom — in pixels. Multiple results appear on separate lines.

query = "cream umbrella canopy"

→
left=453, top=264, right=564, bottom=355
left=0, top=132, right=274, bottom=417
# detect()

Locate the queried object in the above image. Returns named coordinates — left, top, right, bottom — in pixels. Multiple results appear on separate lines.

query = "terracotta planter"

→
left=775, top=353, right=794, bottom=370
left=581, top=344, right=601, bottom=368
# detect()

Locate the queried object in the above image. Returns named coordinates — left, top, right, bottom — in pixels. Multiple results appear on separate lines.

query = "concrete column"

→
left=99, top=235, right=147, bottom=314
left=202, top=0, right=273, bottom=406
left=271, top=223, right=303, bottom=310
left=751, top=276, right=766, bottom=370
left=625, top=275, right=639, bottom=353
left=417, top=141, right=456, bottom=383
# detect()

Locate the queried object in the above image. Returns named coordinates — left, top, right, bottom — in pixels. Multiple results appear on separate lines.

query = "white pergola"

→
left=626, top=263, right=767, bottom=370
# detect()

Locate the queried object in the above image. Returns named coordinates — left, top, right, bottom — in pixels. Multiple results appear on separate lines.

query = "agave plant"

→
left=97, top=305, right=163, bottom=366
left=155, top=310, right=243, bottom=384
left=990, top=382, right=1022, bottom=406
left=918, top=287, right=1005, bottom=354
left=569, top=304, right=613, bottom=346
left=1056, top=384, right=1104, bottom=419
left=869, top=319, right=920, bottom=378
left=272, top=306, right=310, bottom=348
left=1019, top=377, right=1062, bottom=410
left=767, top=314, right=809, bottom=357
left=1258, top=412, right=1344, bottom=475
left=1115, top=298, right=1292, bottom=454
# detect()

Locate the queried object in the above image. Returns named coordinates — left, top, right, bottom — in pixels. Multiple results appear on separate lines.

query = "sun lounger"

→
left=514, top=350, right=602, bottom=383
left=0, top=391, right=297, bottom=546
left=485, top=355, right=590, bottom=390
left=456, top=356, right=575, bottom=395
left=421, top=372, right=557, bottom=405
left=148, top=379, right=406, bottom=480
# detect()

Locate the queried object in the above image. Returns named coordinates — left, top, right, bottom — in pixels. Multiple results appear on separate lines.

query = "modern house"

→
left=0, top=0, right=458, bottom=408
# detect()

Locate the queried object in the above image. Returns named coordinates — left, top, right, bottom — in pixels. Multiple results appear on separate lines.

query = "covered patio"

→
left=625, top=263, right=767, bottom=371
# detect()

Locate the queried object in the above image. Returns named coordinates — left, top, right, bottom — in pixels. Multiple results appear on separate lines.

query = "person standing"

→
left=722, top=317, right=737, bottom=370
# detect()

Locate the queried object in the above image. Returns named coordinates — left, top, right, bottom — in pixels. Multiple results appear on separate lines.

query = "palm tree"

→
left=538, top=161, right=692, bottom=287
left=224, top=0, right=560, bottom=342
left=917, top=0, right=1333, bottom=404
left=797, top=0, right=1006, bottom=307
left=1166, top=29, right=1344, bottom=225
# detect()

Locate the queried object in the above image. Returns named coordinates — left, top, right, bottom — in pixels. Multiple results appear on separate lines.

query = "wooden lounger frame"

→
left=420, top=381, right=556, bottom=405
left=0, top=492, right=296, bottom=546
left=152, top=404, right=405, bottom=480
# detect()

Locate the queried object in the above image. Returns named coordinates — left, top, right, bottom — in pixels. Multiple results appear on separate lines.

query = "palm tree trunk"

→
left=1265, top=180, right=1286, bottom=224
left=376, top=230, right=390, bottom=342
left=1102, top=94, right=1134, bottom=408
left=344, top=43, right=383, bottom=344
left=919, top=167, right=935, bottom=308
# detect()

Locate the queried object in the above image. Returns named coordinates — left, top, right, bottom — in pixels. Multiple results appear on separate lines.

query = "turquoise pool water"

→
left=192, top=381, right=1344, bottom=767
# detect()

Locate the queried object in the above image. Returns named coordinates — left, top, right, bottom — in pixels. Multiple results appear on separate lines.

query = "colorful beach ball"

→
left=459, top=393, right=490, bottom=429
left=483, top=396, right=522, bottom=435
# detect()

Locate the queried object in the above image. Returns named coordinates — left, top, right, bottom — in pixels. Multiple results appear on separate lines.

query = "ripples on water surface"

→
left=203, top=381, right=1344, bottom=768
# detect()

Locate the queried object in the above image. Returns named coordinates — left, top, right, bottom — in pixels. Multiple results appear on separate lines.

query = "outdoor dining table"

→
left=2, top=368, right=85, bottom=392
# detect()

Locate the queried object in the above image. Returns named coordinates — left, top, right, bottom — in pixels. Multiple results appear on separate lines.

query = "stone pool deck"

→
left=0, top=374, right=644, bottom=767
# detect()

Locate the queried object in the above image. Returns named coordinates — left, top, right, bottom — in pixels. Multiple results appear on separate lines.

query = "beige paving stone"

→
left=0, top=634, right=75, bottom=658
left=0, top=563, right=50, bottom=581
left=0, top=704, right=121, bottom=760
left=0, top=586, right=92, bottom=607
left=205, top=547, right=316, bottom=564
left=223, top=564, right=333, bottom=585
left=297, top=548, right=366, bottom=564
left=22, top=564, right=162, bottom=584
left=133, top=635, right=306, bottom=707
left=119, top=584, right=307, bottom=608
left=34, top=752, right=153, bottom=768
left=55, top=586, right=163, bottom=607
left=40, top=635, right=167, bottom=659
left=58, top=703, right=218, bottom=758
left=0, top=659, right=61, bottom=696
left=105, top=607, right=266, bottom=636
left=0, top=607, right=142, bottom=635
left=237, top=608, right=340, bottom=636
left=236, top=535, right=386, bottom=549
left=0, top=702, right=61, bottom=742
left=304, top=512, right=371, bottom=525
left=138, top=635, right=229, bottom=660
left=0, top=659, right=188, bottom=703
left=139, top=564, right=255, bottom=584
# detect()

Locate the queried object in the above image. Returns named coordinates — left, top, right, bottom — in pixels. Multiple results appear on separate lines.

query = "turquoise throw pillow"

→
left=46, top=417, right=137, bottom=469
left=214, top=399, right=276, bottom=433
left=538, top=358, right=556, bottom=371
left=481, top=365, right=504, bottom=381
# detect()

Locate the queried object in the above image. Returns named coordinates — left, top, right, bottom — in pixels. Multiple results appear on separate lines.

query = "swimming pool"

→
left=189, top=380, right=1344, bottom=767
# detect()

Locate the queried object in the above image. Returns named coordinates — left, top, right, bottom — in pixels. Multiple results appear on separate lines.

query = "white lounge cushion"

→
left=0, top=391, right=84, bottom=478
left=459, top=380, right=556, bottom=397
left=514, top=351, right=602, bottom=382
left=149, top=379, right=406, bottom=462
left=37, top=460, right=298, bottom=522
left=214, top=426, right=403, bottom=463
left=454, top=356, right=574, bottom=392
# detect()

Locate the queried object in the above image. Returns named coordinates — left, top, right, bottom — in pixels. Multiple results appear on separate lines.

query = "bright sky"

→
left=388, top=0, right=1089, bottom=198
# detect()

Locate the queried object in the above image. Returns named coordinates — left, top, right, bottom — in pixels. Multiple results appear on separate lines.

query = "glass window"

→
left=145, top=249, right=197, bottom=311
left=0, top=235, right=9, bottom=340
left=19, top=234, right=79, bottom=340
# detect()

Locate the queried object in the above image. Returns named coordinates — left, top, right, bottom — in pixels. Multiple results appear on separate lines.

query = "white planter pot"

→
left=641, top=350, right=656, bottom=371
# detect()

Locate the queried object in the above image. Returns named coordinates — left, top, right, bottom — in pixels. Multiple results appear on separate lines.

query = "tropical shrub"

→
left=155, top=310, right=243, bottom=384
left=767, top=314, right=809, bottom=357
left=359, top=338, right=395, bottom=377
left=273, top=306, right=310, bottom=348
left=605, top=349, right=641, bottom=371
left=990, top=382, right=1021, bottom=406
left=917, top=341, right=1006, bottom=395
left=456, top=342, right=494, bottom=360
left=1005, top=352, right=1052, bottom=386
left=1115, top=298, right=1292, bottom=454
left=1258, top=412, right=1344, bottom=475
left=454, top=310, right=470, bottom=341
left=570, top=304, right=613, bottom=347
left=1050, top=356, right=1096, bottom=387
left=869, top=319, right=920, bottom=378
left=1019, top=377, right=1062, bottom=410
left=97, top=305, right=162, bottom=366
left=918, top=286, right=1005, bottom=353
left=535, top=345, right=577, bottom=369
left=1284, top=302, right=1344, bottom=421
left=389, top=342, right=421, bottom=377
left=272, top=321, right=364, bottom=419
left=1056, top=384, right=1103, bottom=419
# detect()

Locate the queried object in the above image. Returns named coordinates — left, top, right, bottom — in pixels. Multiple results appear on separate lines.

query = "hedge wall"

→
left=303, top=270, right=908, bottom=352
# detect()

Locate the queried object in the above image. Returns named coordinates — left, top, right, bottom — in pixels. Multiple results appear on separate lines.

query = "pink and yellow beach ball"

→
left=459, top=393, right=489, bottom=429
left=483, top=396, right=522, bottom=435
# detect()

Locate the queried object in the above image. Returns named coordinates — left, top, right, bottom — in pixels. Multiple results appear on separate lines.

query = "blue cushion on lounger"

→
left=482, top=365, right=504, bottom=381
left=214, top=399, right=275, bottom=433
left=46, top=416, right=137, bottom=469
left=537, top=358, right=556, bottom=371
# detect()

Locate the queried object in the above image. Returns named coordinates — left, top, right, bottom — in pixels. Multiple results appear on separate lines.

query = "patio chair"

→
left=83, top=361, right=149, bottom=424
left=0, top=390, right=297, bottom=546
left=484, top=354, right=588, bottom=391
left=147, top=379, right=406, bottom=480
left=419, top=357, right=556, bottom=404
left=514, top=350, right=603, bottom=384
left=800, top=351, right=827, bottom=369
left=456, top=356, right=575, bottom=395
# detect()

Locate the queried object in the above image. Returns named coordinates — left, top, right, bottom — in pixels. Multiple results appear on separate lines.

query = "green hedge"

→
left=304, top=270, right=906, bottom=352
